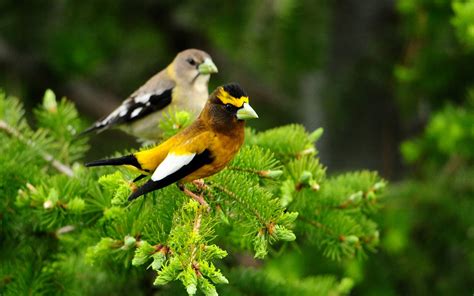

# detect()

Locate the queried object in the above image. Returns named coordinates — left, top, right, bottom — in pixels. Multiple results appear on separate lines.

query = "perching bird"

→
left=80, top=49, right=218, bottom=141
left=85, top=83, right=258, bottom=202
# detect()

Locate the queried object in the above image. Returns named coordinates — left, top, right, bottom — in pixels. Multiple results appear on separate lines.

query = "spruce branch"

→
left=209, top=182, right=266, bottom=226
left=297, top=215, right=334, bottom=236
left=227, top=166, right=283, bottom=179
left=0, top=90, right=386, bottom=296
left=0, top=120, right=74, bottom=177
left=151, top=200, right=228, bottom=295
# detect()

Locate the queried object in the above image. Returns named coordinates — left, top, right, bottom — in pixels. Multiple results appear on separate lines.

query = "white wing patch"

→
left=151, top=153, right=196, bottom=181
left=98, top=105, right=126, bottom=127
left=130, top=107, right=143, bottom=118
left=119, top=109, right=127, bottom=117
left=88, top=87, right=172, bottom=132
left=135, top=94, right=151, bottom=104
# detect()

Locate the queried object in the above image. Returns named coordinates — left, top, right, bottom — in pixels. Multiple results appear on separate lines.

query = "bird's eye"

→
left=186, top=58, right=197, bottom=66
left=225, top=104, right=234, bottom=111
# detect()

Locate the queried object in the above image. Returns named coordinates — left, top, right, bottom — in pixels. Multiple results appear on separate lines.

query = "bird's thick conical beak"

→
left=198, top=58, right=218, bottom=74
left=236, top=103, right=259, bottom=120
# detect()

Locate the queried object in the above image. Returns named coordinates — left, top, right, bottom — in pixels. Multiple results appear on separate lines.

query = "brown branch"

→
left=179, top=183, right=209, bottom=209
left=0, top=120, right=74, bottom=177
left=189, top=206, right=205, bottom=276
left=193, top=209, right=203, bottom=234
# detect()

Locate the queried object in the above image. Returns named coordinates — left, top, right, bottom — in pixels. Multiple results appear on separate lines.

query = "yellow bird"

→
left=85, top=83, right=258, bottom=201
left=80, top=49, right=218, bottom=141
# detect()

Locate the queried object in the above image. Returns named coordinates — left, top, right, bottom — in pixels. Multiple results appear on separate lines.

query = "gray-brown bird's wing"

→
left=80, top=72, right=175, bottom=135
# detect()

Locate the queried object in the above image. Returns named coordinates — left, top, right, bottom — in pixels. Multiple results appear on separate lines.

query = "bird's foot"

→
left=178, top=184, right=210, bottom=210
left=129, top=182, right=138, bottom=192
left=192, top=179, right=207, bottom=190
left=129, top=174, right=147, bottom=192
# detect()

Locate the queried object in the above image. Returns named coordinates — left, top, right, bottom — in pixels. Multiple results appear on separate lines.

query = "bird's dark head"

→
left=201, top=83, right=259, bottom=133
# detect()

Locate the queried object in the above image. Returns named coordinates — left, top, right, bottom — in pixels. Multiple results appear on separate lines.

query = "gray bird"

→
left=80, top=49, right=218, bottom=141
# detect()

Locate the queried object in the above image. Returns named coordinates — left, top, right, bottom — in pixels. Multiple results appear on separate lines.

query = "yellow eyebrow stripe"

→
left=216, top=87, right=249, bottom=107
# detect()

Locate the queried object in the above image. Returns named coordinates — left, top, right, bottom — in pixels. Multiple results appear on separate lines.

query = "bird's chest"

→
left=172, top=82, right=208, bottom=114
left=183, top=132, right=243, bottom=182
left=209, top=133, right=243, bottom=170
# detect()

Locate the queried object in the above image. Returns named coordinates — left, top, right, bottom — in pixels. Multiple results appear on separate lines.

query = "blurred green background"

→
left=1, top=0, right=474, bottom=294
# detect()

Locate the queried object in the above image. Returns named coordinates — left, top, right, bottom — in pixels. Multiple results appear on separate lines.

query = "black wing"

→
left=128, top=149, right=213, bottom=201
left=80, top=89, right=173, bottom=135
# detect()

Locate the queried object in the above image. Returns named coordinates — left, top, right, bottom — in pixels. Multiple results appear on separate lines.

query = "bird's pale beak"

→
left=198, top=58, right=218, bottom=74
left=236, top=103, right=259, bottom=120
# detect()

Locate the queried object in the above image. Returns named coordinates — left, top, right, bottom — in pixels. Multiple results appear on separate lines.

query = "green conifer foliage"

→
left=0, top=90, right=384, bottom=295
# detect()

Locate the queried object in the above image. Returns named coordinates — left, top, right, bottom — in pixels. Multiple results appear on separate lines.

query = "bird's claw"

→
left=129, top=182, right=138, bottom=192
left=192, top=179, right=207, bottom=190
left=178, top=183, right=210, bottom=211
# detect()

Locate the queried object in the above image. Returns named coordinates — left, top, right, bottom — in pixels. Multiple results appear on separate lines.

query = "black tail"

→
left=76, top=123, right=106, bottom=138
left=85, top=154, right=142, bottom=169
